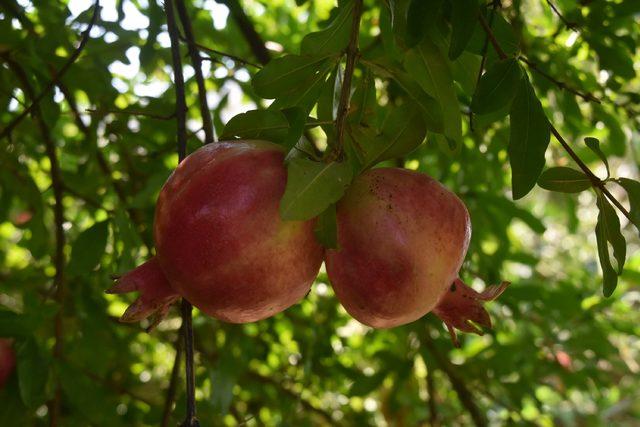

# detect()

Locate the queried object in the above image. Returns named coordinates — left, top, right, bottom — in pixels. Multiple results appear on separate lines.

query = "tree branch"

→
left=215, top=0, right=271, bottom=65
left=3, top=54, right=67, bottom=427
left=185, top=38, right=262, bottom=68
left=331, top=0, right=364, bottom=160
left=426, top=364, right=439, bottom=426
left=478, top=13, right=634, bottom=224
left=165, top=1, right=199, bottom=426
left=85, top=107, right=176, bottom=120
left=174, top=0, right=215, bottom=144
left=161, top=335, right=183, bottom=427
left=545, top=0, right=578, bottom=31
left=0, top=0, right=100, bottom=140
left=421, top=335, right=486, bottom=427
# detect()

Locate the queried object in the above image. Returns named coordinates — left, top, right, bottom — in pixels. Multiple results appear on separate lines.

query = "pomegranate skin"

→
left=154, top=140, right=324, bottom=323
left=0, top=339, right=15, bottom=388
left=325, top=168, right=471, bottom=328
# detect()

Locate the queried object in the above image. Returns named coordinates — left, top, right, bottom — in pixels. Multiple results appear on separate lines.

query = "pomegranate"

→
left=325, top=168, right=507, bottom=345
left=109, top=140, right=324, bottom=323
left=0, top=339, right=15, bottom=388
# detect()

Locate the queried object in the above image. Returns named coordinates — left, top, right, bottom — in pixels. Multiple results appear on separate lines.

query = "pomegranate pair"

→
left=109, top=140, right=506, bottom=343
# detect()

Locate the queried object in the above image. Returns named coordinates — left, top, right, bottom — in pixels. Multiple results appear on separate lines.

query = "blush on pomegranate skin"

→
left=325, top=168, right=507, bottom=344
left=109, top=140, right=324, bottom=324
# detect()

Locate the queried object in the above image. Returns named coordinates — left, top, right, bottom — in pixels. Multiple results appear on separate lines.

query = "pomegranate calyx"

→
left=432, top=278, right=509, bottom=347
left=106, top=257, right=180, bottom=328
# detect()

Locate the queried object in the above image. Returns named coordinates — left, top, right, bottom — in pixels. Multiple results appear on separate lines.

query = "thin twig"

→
left=478, top=13, right=634, bottom=224
left=3, top=55, right=67, bottom=427
left=174, top=0, right=215, bottom=144
left=85, top=107, right=176, bottom=120
left=422, top=333, right=486, bottom=427
left=517, top=56, right=600, bottom=103
left=181, top=37, right=261, bottom=68
left=545, top=0, right=578, bottom=31
left=470, top=1, right=500, bottom=132
left=161, top=335, right=183, bottom=427
left=331, top=0, right=364, bottom=160
left=215, top=0, right=271, bottom=65
left=166, top=1, right=199, bottom=426
left=426, top=364, right=439, bottom=426
left=0, top=0, right=100, bottom=140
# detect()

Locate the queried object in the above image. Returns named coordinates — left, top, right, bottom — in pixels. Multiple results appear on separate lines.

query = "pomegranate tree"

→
left=0, top=339, right=15, bottom=388
left=109, top=140, right=324, bottom=323
left=325, top=168, right=507, bottom=344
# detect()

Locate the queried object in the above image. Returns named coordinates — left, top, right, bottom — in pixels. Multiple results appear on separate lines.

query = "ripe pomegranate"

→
left=109, top=140, right=324, bottom=323
left=0, top=339, right=15, bottom=388
left=325, top=168, right=508, bottom=345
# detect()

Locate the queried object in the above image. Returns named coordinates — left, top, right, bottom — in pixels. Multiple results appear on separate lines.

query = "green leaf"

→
left=595, top=192, right=626, bottom=296
left=314, top=204, right=339, bottom=249
left=281, top=107, right=306, bottom=149
left=390, top=71, right=444, bottom=133
left=584, top=137, right=610, bottom=178
left=537, top=167, right=592, bottom=193
left=449, top=0, right=480, bottom=60
left=270, top=59, right=335, bottom=114
left=221, top=110, right=290, bottom=142
left=17, top=338, right=49, bottom=408
left=451, top=51, right=482, bottom=95
left=508, top=77, right=551, bottom=200
left=405, top=40, right=461, bottom=147
left=280, top=159, right=353, bottom=221
left=252, top=54, right=334, bottom=99
left=357, top=102, right=427, bottom=167
left=300, top=1, right=354, bottom=55
left=67, top=220, right=109, bottom=276
left=350, top=371, right=387, bottom=396
left=348, top=68, right=377, bottom=127
left=471, top=58, right=523, bottom=114
left=405, top=0, right=441, bottom=47
left=617, top=178, right=640, bottom=234
left=0, top=311, right=34, bottom=338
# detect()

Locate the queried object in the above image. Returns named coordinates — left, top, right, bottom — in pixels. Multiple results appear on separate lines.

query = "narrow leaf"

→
left=471, top=58, right=523, bottom=114
left=301, top=1, right=354, bottom=55
left=449, top=0, right=480, bottom=60
left=17, top=338, right=49, bottom=408
left=67, top=220, right=109, bottom=276
left=252, top=54, right=333, bottom=99
left=537, top=167, right=592, bottom=193
left=508, top=77, right=551, bottom=200
left=595, top=192, right=625, bottom=296
left=280, top=159, right=353, bottom=221
left=405, top=40, right=462, bottom=147
left=314, top=204, right=339, bottom=249
left=584, top=137, right=610, bottom=178
left=617, top=177, right=640, bottom=234
left=221, top=109, right=290, bottom=142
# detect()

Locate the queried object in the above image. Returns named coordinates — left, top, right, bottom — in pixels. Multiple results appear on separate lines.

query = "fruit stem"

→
left=330, top=0, right=364, bottom=162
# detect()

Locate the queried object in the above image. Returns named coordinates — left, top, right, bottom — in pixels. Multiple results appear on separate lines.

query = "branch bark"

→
left=215, top=0, right=271, bottom=65
left=165, top=2, right=199, bottom=426
left=331, top=0, right=364, bottom=160
left=161, top=334, right=183, bottom=427
left=175, top=0, right=216, bottom=144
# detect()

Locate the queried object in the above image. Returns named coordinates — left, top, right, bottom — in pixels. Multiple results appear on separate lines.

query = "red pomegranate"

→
left=109, top=140, right=324, bottom=323
left=0, top=339, right=15, bottom=387
left=325, top=168, right=507, bottom=345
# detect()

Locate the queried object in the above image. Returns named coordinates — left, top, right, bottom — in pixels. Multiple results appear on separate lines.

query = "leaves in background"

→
left=538, top=167, right=592, bottom=193
left=471, top=58, right=523, bottom=114
left=17, top=338, right=49, bottom=408
left=508, top=77, right=551, bottom=200
left=67, top=221, right=110, bottom=276
left=280, top=159, right=353, bottom=221
left=405, top=40, right=462, bottom=148
left=449, top=0, right=480, bottom=59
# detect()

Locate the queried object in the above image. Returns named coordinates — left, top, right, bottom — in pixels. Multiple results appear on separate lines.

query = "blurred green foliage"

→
left=0, top=0, right=639, bottom=426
